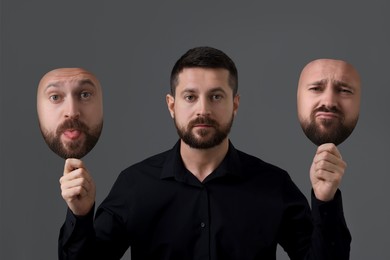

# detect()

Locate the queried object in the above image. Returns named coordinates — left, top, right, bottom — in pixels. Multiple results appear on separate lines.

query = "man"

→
left=59, top=48, right=351, bottom=259
left=297, top=59, right=361, bottom=201
left=37, top=68, right=103, bottom=159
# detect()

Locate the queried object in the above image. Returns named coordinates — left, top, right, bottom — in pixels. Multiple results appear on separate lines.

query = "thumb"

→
left=64, top=158, right=85, bottom=175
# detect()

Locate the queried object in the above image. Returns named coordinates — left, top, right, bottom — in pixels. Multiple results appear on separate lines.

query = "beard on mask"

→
left=40, top=118, right=103, bottom=159
left=301, top=106, right=358, bottom=146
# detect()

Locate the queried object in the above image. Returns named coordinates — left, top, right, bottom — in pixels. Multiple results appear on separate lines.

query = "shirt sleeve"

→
left=58, top=171, right=131, bottom=260
left=58, top=206, right=96, bottom=260
left=310, top=189, right=351, bottom=260
left=278, top=174, right=351, bottom=260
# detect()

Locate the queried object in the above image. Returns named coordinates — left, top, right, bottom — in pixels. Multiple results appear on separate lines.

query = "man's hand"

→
left=310, top=143, right=347, bottom=202
left=60, top=158, right=96, bottom=216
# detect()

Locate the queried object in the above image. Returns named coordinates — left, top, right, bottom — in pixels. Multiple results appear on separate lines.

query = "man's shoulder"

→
left=234, top=148, right=288, bottom=176
left=120, top=147, right=173, bottom=176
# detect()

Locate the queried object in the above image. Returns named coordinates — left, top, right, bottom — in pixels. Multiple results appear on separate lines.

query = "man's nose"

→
left=196, top=97, right=211, bottom=116
left=64, top=99, right=80, bottom=119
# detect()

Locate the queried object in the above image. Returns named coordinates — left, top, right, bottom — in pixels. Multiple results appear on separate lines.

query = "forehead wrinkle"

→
left=44, top=77, right=98, bottom=92
left=306, top=78, right=355, bottom=91
left=332, top=79, right=354, bottom=89
left=307, top=79, right=328, bottom=86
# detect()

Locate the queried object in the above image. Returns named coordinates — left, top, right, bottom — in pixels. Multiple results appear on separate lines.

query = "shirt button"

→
left=200, top=222, right=206, bottom=228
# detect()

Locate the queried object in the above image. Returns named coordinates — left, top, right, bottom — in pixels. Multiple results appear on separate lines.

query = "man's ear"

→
left=166, top=94, right=175, bottom=118
left=233, top=94, right=240, bottom=117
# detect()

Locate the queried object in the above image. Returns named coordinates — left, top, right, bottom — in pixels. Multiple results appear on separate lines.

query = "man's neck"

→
left=180, top=138, right=229, bottom=182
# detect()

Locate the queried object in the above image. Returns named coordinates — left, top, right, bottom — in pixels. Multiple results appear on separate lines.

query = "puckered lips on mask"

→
left=62, top=129, right=83, bottom=140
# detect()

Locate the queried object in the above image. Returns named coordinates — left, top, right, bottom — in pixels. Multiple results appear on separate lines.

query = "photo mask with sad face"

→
left=297, top=59, right=361, bottom=146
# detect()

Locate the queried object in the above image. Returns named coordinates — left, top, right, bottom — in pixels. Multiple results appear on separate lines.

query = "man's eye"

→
left=185, top=95, right=195, bottom=102
left=80, top=92, right=92, bottom=99
left=212, top=94, right=222, bottom=100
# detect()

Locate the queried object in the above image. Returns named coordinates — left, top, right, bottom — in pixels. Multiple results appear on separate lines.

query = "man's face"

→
left=166, top=68, right=239, bottom=149
left=37, top=68, right=103, bottom=159
left=297, top=59, right=361, bottom=146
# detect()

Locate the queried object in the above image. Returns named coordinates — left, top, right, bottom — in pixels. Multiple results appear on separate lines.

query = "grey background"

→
left=1, top=1, right=389, bottom=259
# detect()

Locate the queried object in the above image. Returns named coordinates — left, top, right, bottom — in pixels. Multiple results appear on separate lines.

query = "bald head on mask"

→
left=297, top=59, right=361, bottom=146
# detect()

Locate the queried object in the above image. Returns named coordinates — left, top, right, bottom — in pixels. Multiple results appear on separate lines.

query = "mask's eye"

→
left=308, top=86, right=322, bottom=92
left=339, top=88, right=353, bottom=94
left=49, top=94, right=62, bottom=103
left=80, top=91, right=92, bottom=100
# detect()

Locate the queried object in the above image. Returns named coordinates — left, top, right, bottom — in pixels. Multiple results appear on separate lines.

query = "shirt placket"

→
left=196, top=185, right=211, bottom=260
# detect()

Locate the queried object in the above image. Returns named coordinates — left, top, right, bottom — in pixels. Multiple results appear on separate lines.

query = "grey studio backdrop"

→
left=1, top=1, right=389, bottom=259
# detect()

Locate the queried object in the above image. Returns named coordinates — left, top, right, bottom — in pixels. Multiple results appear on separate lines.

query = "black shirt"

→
left=59, top=141, right=351, bottom=260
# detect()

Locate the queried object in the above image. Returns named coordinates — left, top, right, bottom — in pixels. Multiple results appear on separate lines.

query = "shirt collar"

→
left=160, top=140, right=244, bottom=183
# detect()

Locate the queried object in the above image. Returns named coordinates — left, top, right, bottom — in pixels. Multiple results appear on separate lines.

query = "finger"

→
left=316, top=143, right=342, bottom=159
left=314, top=159, right=344, bottom=175
left=60, top=175, right=94, bottom=197
left=313, top=151, right=340, bottom=165
left=314, top=168, right=343, bottom=183
left=313, top=150, right=347, bottom=169
left=61, top=176, right=92, bottom=191
left=61, top=185, right=89, bottom=201
left=59, top=169, right=93, bottom=189
left=63, top=158, right=85, bottom=175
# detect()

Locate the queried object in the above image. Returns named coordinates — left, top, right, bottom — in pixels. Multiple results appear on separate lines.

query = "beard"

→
left=175, top=115, right=234, bottom=149
left=40, top=118, right=103, bottom=159
left=301, top=106, right=358, bottom=146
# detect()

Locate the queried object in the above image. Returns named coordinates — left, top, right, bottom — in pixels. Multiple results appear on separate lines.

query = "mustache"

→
left=313, top=105, right=343, bottom=116
left=56, top=118, right=89, bottom=134
left=188, top=117, right=218, bottom=128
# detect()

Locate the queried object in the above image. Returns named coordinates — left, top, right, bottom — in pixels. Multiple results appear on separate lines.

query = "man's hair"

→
left=170, top=46, right=238, bottom=96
